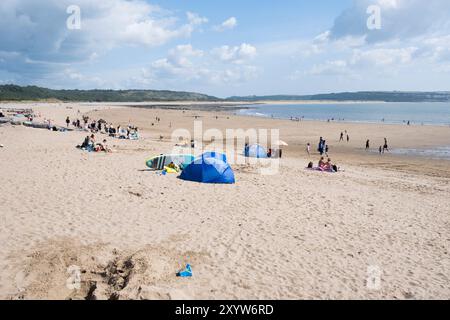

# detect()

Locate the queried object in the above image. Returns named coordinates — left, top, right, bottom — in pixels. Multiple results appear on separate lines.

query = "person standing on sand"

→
left=366, top=139, right=370, bottom=150
left=306, top=143, right=311, bottom=156
left=383, top=138, right=389, bottom=153
left=347, top=134, right=350, bottom=143
left=379, top=146, right=382, bottom=155
left=318, top=137, right=324, bottom=155
left=340, top=132, right=344, bottom=142
left=66, top=116, right=70, bottom=128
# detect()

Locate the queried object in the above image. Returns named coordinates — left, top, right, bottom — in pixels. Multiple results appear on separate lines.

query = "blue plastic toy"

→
left=176, top=264, right=192, bottom=277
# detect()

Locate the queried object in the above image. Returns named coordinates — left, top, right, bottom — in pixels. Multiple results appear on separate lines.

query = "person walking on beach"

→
left=383, top=138, right=389, bottom=153
left=366, top=139, right=370, bottom=150
left=340, top=132, right=344, bottom=142
left=306, top=143, right=311, bottom=156
left=66, top=116, right=70, bottom=128
left=346, top=134, right=350, bottom=143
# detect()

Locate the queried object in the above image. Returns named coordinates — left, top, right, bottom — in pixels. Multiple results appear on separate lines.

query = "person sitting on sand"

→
left=96, top=139, right=111, bottom=153
left=326, top=158, right=333, bottom=170
left=78, top=135, right=95, bottom=150
left=318, top=157, right=326, bottom=168
left=80, top=136, right=90, bottom=149
left=330, top=161, right=338, bottom=172
left=320, top=158, right=331, bottom=171
left=167, top=161, right=180, bottom=172
left=325, top=158, right=338, bottom=172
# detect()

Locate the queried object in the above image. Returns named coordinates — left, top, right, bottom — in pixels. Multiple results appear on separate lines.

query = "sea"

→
left=236, top=102, right=450, bottom=160
left=236, top=102, right=450, bottom=126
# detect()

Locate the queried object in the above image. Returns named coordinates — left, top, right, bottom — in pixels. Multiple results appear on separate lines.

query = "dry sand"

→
left=0, top=102, right=449, bottom=300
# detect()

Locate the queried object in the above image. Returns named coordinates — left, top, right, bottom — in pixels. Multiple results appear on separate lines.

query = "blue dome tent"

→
left=245, top=144, right=267, bottom=158
left=179, top=152, right=235, bottom=184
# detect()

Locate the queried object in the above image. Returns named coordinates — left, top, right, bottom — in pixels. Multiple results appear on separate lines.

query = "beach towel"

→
left=306, top=167, right=337, bottom=173
left=163, top=166, right=179, bottom=174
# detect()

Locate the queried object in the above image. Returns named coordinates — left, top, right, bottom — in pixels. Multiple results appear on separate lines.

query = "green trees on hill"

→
left=0, top=85, right=220, bottom=102
left=227, top=91, right=450, bottom=102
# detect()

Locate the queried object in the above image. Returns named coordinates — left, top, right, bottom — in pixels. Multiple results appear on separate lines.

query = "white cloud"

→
left=306, top=60, right=350, bottom=76
left=329, top=0, right=450, bottom=43
left=211, top=43, right=257, bottom=64
left=350, top=47, right=417, bottom=66
left=0, top=0, right=207, bottom=80
left=187, top=11, right=208, bottom=26
left=214, top=17, right=238, bottom=31
left=143, top=43, right=259, bottom=87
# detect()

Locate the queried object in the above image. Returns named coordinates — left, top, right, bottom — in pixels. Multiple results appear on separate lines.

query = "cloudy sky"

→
left=1, top=0, right=450, bottom=97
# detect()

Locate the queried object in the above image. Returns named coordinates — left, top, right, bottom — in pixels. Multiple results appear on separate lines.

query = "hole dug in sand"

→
left=9, top=240, right=206, bottom=300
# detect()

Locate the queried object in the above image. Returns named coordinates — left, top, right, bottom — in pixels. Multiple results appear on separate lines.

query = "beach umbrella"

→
left=274, top=140, right=289, bottom=146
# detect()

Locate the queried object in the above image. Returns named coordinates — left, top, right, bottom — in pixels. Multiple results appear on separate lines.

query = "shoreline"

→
left=233, top=110, right=450, bottom=127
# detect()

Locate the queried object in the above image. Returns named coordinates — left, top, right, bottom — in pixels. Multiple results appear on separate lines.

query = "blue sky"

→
left=1, top=0, right=450, bottom=97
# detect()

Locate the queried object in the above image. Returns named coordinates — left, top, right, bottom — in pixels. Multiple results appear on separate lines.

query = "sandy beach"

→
left=0, top=102, right=449, bottom=300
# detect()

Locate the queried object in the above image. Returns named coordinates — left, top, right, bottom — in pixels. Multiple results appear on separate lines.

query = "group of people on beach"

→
left=366, top=137, right=390, bottom=154
left=306, top=130, right=391, bottom=172
left=379, top=138, right=390, bottom=154
left=304, top=137, right=339, bottom=172
left=339, top=131, right=350, bottom=142
left=66, top=115, right=139, bottom=140
left=317, top=137, right=329, bottom=156
left=307, top=157, right=338, bottom=173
